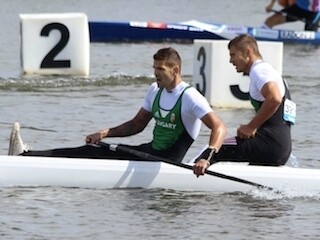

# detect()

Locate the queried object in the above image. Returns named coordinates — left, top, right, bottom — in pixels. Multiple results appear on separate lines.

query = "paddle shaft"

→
left=101, top=142, right=275, bottom=191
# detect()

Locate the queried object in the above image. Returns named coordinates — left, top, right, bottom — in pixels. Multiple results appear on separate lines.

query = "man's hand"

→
left=265, top=0, right=276, bottom=12
left=86, top=129, right=108, bottom=144
left=193, top=159, right=210, bottom=177
left=237, top=124, right=257, bottom=139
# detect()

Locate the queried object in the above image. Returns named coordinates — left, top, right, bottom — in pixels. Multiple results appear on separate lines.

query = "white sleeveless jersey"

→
left=249, top=60, right=285, bottom=102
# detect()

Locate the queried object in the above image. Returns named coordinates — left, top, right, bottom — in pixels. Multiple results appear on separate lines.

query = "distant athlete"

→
left=263, top=0, right=320, bottom=31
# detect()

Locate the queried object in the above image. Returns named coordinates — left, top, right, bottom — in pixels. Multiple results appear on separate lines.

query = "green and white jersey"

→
left=151, top=86, right=189, bottom=150
left=142, top=82, right=213, bottom=151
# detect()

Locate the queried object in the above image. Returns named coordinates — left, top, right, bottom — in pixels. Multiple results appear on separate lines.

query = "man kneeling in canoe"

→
left=14, top=47, right=227, bottom=165
left=193, top=34, right=294, bottom=177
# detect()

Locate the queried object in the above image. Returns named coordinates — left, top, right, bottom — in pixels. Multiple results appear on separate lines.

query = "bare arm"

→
left=266, top=0, right=277, bottom=12
left=193, top=111, right=227, bottom=177
left=237, top=81, right=282, bottom=139
left=201, top=112, right=227, bottom=151
left=86, top=108, right=153, bottom=144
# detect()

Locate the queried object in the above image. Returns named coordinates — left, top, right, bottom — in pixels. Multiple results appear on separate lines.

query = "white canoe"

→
left=1, top=155, right=320, bottom=194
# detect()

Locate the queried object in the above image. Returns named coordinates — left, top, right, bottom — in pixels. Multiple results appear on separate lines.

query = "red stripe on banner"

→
left=147, top=22, right=167, bottom=29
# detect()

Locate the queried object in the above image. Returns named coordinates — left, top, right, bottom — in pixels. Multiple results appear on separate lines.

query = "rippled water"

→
left=1, top=187, right=320, bottom=240
left=0, top=0, right=320, bottom=239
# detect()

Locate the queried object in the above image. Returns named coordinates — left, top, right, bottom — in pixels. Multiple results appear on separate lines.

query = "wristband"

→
left=197, top=147, right=217, bottom=166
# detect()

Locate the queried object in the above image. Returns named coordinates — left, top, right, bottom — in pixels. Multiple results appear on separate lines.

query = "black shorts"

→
left=283, top=4, right=320, bottom=31
left=214, top=124, right=292, bottom=166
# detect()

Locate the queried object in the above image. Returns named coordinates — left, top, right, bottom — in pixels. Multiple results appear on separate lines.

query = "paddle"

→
left=271, top=9, right=320, bottom=27
left=100, top=142, right=276, bottom=191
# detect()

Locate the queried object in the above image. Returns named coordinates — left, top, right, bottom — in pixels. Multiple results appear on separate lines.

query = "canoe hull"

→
left=1, top=155, right=320, bottom=193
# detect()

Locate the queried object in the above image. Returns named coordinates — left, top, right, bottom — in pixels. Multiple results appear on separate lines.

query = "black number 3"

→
left=196, top=47, right=206, bottom=96
left=40, top=22, right=71, bottom=68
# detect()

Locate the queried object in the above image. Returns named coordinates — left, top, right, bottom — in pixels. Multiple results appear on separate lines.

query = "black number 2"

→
left=40, top=22, right=71, bottom=68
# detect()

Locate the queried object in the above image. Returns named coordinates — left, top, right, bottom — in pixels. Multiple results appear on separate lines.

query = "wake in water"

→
left=0, top=74, right=156, bottom=91
left=249, top=187, right=320, bottom=200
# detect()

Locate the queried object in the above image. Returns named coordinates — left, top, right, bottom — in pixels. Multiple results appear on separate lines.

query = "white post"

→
left=20, top=13, right=90, bottom=76
left=193, top=40, right=283, bottom=108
